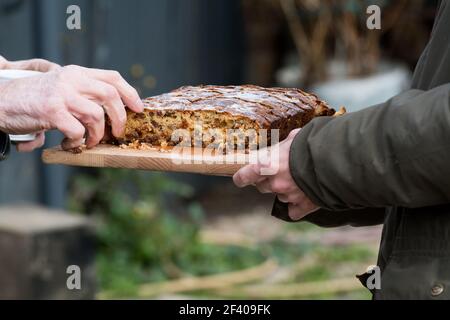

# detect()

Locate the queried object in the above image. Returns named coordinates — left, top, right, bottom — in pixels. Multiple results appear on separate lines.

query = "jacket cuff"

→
left=271, top=197, right=294, bottom=222
left=270, top=117, right=387, bottom=227
left=271, top=197, right=386, bottom=227
left=0, top=131, right=10, bottom=161
left=288, top=117, right=336, bottom=210
left=271, top=118, right=334, bottom=223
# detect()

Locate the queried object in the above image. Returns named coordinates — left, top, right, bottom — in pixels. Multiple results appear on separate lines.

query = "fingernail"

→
left=232, top=175, right=242, bottom=188
left=136, top=99, right=144, bottom=112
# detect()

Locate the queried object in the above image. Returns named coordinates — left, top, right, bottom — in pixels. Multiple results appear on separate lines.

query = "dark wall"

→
left=0, top=0, right=244, bottom=207
left=0, top=0, right=42, bottom=204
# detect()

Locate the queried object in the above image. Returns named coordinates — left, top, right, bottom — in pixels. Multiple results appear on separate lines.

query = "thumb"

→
left=16, top=132, right=46, bottom=153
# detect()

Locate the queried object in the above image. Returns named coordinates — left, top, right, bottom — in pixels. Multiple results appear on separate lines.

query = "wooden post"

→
left=0, top=206, right=96, bottom=299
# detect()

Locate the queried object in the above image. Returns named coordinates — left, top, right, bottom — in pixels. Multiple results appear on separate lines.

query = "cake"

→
left=116, top=85, right=339, bottom=151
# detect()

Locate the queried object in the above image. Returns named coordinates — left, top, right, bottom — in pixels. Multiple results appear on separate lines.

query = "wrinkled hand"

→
left=0, top=63, right=144, bottom=151
left=1, top=56, right=60, bottom=151
left=233, top=129, right=319, bottom=221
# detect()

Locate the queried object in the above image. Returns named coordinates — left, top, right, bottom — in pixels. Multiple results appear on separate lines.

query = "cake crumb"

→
left=120, top=141, right=159, bottom=151
left=68, top=144, right=87, bottom=154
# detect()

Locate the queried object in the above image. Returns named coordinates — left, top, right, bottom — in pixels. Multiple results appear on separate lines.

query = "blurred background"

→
left=0, top=0, right=439, bottom=299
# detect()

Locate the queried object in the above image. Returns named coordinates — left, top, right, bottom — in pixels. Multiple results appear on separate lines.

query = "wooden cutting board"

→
left=42, top=144, right=250, bottom=176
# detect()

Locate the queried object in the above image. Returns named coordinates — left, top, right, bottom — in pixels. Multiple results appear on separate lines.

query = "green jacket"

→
left=272, top=1, right=450, bottom=299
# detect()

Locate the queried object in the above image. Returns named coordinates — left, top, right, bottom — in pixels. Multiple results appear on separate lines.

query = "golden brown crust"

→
left=116, top=85, right=337, bottom=149
left=143, top=85, right=331, bottom=125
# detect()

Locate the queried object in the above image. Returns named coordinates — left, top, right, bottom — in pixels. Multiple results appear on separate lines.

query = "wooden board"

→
left=42, top=145, right=250, bottom=177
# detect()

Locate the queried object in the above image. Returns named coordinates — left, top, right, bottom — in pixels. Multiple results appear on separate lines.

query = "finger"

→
left=277, top=192, right=305, bottom=204
left=53, top=112, right=86, bottom=150
left=76, top=79, right=126, bottom=138
left=297, top=200, right=320, bottom=215
left=16, top=132, right=46, bottom=153
left=288, top=202, right=319, bottom=221
left=254, top=146, right=281, bottom=177
left=65, top=95, right=106, bottom=148
left=233, top=164, right=265, bottom=188
left=8, top=59, right=60, bottom=72
left=255, top=179, right=272, bottom=194
left=287, top=128, right=301, bottom=139
left=288, top=203, right=308, bottom=221
left=81, top=67, right=144, bottom=112
left=61, top=137, right=85, bottom=151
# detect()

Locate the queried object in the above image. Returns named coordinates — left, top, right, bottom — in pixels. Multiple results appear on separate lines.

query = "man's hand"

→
left=233, top=129, right=319, bottom=221
left=0, top=64, right=144, bottom=151
left=1, top=56, right=60, bottom=151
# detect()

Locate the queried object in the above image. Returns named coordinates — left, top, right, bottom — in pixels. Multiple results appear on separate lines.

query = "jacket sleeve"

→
left=272, top=83, right=450, bottom=225
left=272, top=200, right=386, bottom=227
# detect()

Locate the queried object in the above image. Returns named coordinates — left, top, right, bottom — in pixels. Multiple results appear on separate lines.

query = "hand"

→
left=1, top=55, right=59, bottom=151
left=233, top=129, right=319, bottom=221
left=0, top=55, right=59, bottom=72
left=0, top=64, right=144, bottom=151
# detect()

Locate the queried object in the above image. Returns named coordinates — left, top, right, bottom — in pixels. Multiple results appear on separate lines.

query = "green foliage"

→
left=316, top=245, right=374, bottom=264
left=69, top=169, right=264, bottom=296
left=69, top=169, right=378, bottom=299
left=299, top=265, right=331, bottom=282
left=261, top=237, right=314, bottom=266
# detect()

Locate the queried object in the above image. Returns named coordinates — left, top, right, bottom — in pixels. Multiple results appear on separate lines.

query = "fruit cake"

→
left=116, top=85, right=338, bottom=150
